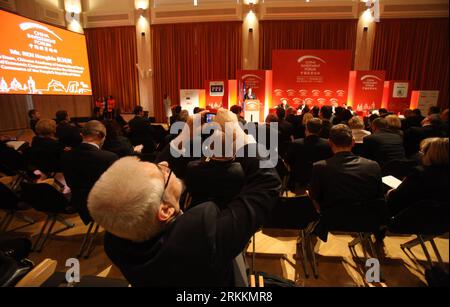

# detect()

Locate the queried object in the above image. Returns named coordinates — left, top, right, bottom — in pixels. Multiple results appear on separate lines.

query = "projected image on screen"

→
left=0, top=10, right=92, bottom=96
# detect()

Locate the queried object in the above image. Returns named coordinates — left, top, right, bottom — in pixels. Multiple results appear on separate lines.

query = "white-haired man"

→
left=88, top=121, right=281, bottom=287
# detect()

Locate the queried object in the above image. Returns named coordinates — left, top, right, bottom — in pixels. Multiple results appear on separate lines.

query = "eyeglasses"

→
left=156, top=163, right=173, bottom=201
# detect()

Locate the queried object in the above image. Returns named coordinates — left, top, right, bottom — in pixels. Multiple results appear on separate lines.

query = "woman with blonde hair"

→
left=348, top=116, right=371, bottom=143
left=387, top=137, right=449, bottom=216
left=385, top=114, right=403, bottom=136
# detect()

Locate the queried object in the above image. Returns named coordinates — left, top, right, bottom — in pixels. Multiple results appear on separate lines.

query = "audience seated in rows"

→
left=61, top=121, right=118, bottom=225
left=362, top=117, right=406, bottom=167
left=309, top=124, right=384, bottom=241
left=387, top=137, right=449, bottom=216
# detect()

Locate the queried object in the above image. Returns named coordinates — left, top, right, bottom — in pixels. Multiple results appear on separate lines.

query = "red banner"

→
left=348, top=70, right=385, bottom=114
left=272, top=50, right=352, bottom=109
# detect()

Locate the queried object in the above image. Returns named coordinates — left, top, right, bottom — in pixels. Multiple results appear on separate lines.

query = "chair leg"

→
left=401, top=236, right=421, bottom=251
left=251, top=235, right=256, bottom=275
left=0, top=212, right=14, bottom=233
left=77, top=222, right=95, bottom=258
left=307, top=233, right=319, bottom=279
left=14, top=213, right=35, bottom=225
left=366, top=234, right=379, bottom=260
left=299, top=230, right=309, bottom=278
left=359, top=233, right=368, bottom=260
left=418, top=235, right=434, bottom=269
left=32, top=215, right=51, bottom=251
left=429, top=238, right=444, bottom=269
left=36, top=216, right=57, bottom=252
left=84, top=223, right=100, bottom=259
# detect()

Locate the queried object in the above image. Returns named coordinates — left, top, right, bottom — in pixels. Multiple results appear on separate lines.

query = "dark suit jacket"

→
left=185, top=159, right=245, bottom=209
left=128, top=116, right=155, bottom=149
left=28, top=137, right=65, bottom=173
left=56, top=122, right=82, bottom=148
left=309, top=152, right=383, bottom=212
left=362, top=129, right=406, bottom=167
left=387, top=165, right=449, bottom=216
left=103, top=136, right=134, bottom=158
left=287, top=135, right=333, bottom=188
left=104, top=153, right=281, bottom=287
left=403, top=125, right=448, bottom=157
left=61, top=143, right=118, bottom=224
left=318, top=119, right=332, bottom=139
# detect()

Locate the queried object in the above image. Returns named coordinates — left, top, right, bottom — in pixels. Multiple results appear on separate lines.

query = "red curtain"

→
left=371, top=18, right=449, bottom=109
left=84, top=26, right=140, bottom=113
left=259, top=20, right=358, bottom=70
left=152, top=22, right=242, bottom=122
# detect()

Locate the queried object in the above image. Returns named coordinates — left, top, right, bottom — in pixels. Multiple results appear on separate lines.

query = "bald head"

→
left=82, top=120, right=106, bottom=146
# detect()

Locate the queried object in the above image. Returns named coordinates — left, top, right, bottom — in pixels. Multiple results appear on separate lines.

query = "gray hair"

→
left=87, top=157, right=165, bottom=242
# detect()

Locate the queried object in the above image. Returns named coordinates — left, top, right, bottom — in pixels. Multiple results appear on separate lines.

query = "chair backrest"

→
left=320, top=198, right=389, bottom=233
left=264, top=196, right=319, bottom=230
left=0, top=183, right=20, bottom=210
left=381, top=159, right=418, bottom=179
left=20, top=183, right=69, bottom=213
left=390, top=200, right=449, bottom=235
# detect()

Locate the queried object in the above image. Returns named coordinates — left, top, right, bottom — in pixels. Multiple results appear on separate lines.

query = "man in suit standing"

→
left=243, top=87, right=256, bottom=100
left=62, top=121, right=118, bottom=225
left=362, top=117, right=406, bottom=167
left=288, top=118, right=332, bottom=193
left=309, top=124, right=384, bottom=241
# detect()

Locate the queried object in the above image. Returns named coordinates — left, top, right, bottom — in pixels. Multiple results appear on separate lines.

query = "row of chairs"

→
left=0, top=181, right=99, bottom=259
left=254, top=196, right=448, bottom=280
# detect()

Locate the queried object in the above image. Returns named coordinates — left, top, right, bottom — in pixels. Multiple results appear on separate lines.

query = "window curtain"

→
left=259, top=20, right=358, bottom=70
left=152, top=22, right=242, bottom=122
left=371, top=18, right=449, bottom=109
left=84, top=26, right=140, bottom=113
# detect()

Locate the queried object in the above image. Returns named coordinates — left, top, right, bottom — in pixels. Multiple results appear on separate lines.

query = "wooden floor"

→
left=1, top=208, right=448, bottom=287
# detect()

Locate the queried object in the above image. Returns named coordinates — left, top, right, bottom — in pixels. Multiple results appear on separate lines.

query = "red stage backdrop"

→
left=348, top=71, right=385, bottom=115
left=237, top=70, right=270, bottom=122
left=382, top=80, right=412, bottom=114
left=272, top=50, right=352, bottom=109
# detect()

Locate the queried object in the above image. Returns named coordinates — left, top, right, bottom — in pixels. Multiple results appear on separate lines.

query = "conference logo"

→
left=317, top=98, right=327, bottom=105
left=292, top=97, right=303, bottom=105
left=330, top=98, right=339, bottom=106
left=287, top=89, right=296, bottom=97
left=361, top=75, right=382, bottom=82
left=336, top=90, right=346, bottom=97
left=297, top=55, right=327, bottom=64
left=312, top=90, right=321, bottom=97
left=274, top=89, right=284, bottom=97
left=324, top=90, right=334, bottom=97
left=305, top=98, right=314, bottom=105
left=19, top=22, right=63, bottom=41
left=241, top=74, right=262, bottom=81
left=299, top=89, right=308, bottom=96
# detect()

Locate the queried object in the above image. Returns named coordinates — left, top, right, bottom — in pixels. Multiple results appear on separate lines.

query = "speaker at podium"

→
left=244, top=99, right=260, bottom=123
